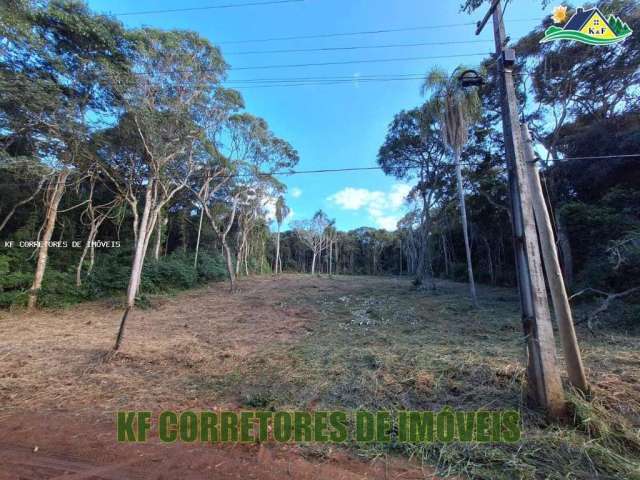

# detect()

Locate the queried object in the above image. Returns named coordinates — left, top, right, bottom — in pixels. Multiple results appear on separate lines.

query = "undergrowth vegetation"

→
left=0, top=248, right=229, bottom=308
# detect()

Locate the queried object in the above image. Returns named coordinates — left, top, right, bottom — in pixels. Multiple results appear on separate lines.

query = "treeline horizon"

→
left=1, top=0, right=639, bottom=331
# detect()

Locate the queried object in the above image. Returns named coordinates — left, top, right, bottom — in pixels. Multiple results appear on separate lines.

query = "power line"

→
left=3, top=154, right=638, bottom=185
left=224, top=39, right=495, bottom=55
left=217, top=18, right=540, bottom=45
left=112, top=0, right=303, bottom=16
left=227, top=72, right=427, bottom=83
left=226, top=77, right=426, bottom=88
left=227, top=52, right=493, bottom=71
left=257, top=155, right=640, bottom=176
left=123, top=52, right=492, bottom=75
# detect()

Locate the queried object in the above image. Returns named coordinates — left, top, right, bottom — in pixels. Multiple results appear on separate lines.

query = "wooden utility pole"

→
left=477, top=0, right=566, bottom=418
left=521, top=124, right=589, bottom=393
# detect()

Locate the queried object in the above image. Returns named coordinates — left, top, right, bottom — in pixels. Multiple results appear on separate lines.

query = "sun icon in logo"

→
left=551, top=5, right=569, bottom=24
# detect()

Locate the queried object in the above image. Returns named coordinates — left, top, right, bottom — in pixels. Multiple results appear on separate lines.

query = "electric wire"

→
left=1, top=154, right=639, bottom=186
left=224, top=39, right=495, bottom=55
left=112, top=0, right=304, bottom=16
left=216, top=19, right=541, bottom=45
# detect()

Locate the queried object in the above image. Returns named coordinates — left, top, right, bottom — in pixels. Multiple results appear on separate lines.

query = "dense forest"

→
left=1, top=0, right=638, bottom=329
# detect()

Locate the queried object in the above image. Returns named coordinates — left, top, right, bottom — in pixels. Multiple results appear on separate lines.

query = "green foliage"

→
left=195, top=251, right=228, bottom=282
left=0, top=248, right=229, bottom=309
left=143, top=253, right=199, bottom=291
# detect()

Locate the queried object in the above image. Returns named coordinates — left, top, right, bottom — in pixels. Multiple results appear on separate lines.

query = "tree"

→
left=195, top=111, right=297, bottom=290
left=104, top=28, right=227, bottom=350
left=293, top=210, right=331, bottom=275
left=378, top=106, right=452, bottom=287
left=274, top=196, right=290, bottom=275
left=0, top=1, right=130, bottom=310
left=422, top=67, right=480, bottom=307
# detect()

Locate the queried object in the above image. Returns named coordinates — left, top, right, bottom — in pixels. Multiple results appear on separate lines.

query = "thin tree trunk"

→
left=28, top=170, right=69, bottom=311
left=311, top=250, right=317, bottom=275
left=114, top=181, right=154, bottom=351
left=153, top=210, right=162, bottom=261
left=260, top=240, right=265, bottom=275
left=454, top=150, right=478, bottom=307
left=244, top=239, right=249, bottom=276
left=76, top=226, right=97, bottom=287
left=275, top=225, right=281, bottom=274
left=222, top=238, right=236, bottom=292
left=194, top=207, right=204, bottom=269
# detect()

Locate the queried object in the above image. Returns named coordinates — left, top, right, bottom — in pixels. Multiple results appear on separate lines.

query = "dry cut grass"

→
left=1, top=274, right=639, bottom=479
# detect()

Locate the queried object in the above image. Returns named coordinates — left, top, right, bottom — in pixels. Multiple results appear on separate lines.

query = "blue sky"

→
left=87, top=0, right=552, bottom=231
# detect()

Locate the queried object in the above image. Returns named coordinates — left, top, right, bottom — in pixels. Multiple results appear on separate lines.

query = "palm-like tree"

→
left=422, top=66, right=480, bottom=307
left=274, top=195, right=290, bottom=274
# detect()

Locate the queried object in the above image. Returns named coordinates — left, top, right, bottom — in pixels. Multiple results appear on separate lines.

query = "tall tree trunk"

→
left=222, top=237, right=236, bottom=292
left=414, top=193, right=433, bottom=287
left=454, top=150, right=479, bottom=307
left=441, top=233, right=450, bottom=277
left=194, top=207, right=204, bottom=269
left=328, top=240, right=332, bottom=276
left=76, top=226, right=97, bottom=287
left=260, top=240, right=265, bottom=275
left=275, top=224, right=281, bottom=274
left=483, top=236, right=495, bottom=285
left=244, top=238, right=249, bottom=276
left=114, top=181, right=154, bottom=351
left=311, top=250, right=317, bottom=275
left=28, top=170, right=69, bottom=311
left=153, top=210, right=162, bottom=261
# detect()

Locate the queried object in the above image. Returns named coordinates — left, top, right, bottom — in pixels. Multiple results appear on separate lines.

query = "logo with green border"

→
left=541, top=6, right=632, bottom=45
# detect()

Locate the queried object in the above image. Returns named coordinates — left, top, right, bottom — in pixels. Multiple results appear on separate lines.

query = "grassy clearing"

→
left=190, top=276, right=640, bottom=479
left=2, top=274, right=639, bottom=479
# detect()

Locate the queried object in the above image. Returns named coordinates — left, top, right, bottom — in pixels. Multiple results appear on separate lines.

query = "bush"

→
left=38, top=270, right=91, bottom=308
left=195, top=251, right=228, bottom=282
left=144, top=253, right=198, bottom=290
left=0, top=247, right=229, bottom=310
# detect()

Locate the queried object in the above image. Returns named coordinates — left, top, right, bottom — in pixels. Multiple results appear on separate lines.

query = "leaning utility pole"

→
left=476, top=0, right=566, bottom=418
left=521, top=124, right=589, bottom=393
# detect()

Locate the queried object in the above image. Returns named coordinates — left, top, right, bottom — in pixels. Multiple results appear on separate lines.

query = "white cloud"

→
left=290, top=187, right=303, bottom=198
left=328, top=183, right=411, bottom=231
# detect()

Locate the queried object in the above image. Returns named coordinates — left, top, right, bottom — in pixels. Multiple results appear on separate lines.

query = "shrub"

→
left=196, top=251, right=228, bottom=282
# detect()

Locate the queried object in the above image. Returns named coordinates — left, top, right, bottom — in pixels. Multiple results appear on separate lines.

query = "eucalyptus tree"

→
left=293, top=210, right=331, bottom=275
left=195, top=111, right=297, bottom=290
left=100, top=28, right=228, bottom=351
left=422, top=67, right=480, bottom=306
left=0, top=0, right=129, bottom=309
left=378, top=105, right=452, bottom=287
left=274, top=196, right=290, bottom=274
left=324, top=221, right=337, bottom=276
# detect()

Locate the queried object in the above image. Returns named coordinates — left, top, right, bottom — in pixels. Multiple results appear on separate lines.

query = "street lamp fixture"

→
left=457, top=69, right=485, bottom=88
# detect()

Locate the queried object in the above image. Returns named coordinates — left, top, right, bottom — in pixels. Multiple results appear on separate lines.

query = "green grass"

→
left=190, top=276, right=640, bottom=479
